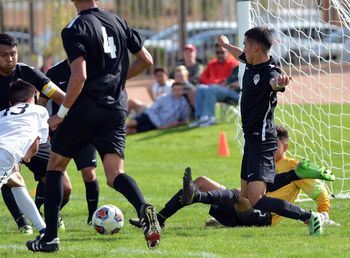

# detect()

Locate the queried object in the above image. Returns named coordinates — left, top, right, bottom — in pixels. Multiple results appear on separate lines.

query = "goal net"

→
left=241, top=0, right=350, bottom=199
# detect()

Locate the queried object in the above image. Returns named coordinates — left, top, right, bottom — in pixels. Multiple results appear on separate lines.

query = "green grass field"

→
left=0, top=104, right=349, bottom=257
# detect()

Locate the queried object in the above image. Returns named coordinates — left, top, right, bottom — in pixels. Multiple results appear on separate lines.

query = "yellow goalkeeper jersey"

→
left=266, top=156, right=330, bottom=225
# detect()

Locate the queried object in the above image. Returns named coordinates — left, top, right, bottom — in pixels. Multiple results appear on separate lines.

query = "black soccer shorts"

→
left=51, top=96, right=126, bottom=160
left=73, top=144, right=97, bottom=171
left=22, top=142, right=50, bottom=181
left=209, top=203, right=241, bottom=227
left=241, top=132, right=277, bottom=184
left=209, top=202, right=272, bottom=227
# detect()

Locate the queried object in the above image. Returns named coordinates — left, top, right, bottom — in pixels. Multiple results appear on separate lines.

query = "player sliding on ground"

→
left=130, top=164, right=334, bottom=229
left=0, top=80, right=48, bottom=236
left=130, top=125, right=336, bottom=227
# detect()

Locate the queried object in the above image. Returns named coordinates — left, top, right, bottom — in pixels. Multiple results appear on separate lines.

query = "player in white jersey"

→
left=0, top=80, right=48, bottom=235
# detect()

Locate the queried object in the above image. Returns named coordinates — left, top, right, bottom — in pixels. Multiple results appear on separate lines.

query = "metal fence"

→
left=0, top=0, right=236, bottom=68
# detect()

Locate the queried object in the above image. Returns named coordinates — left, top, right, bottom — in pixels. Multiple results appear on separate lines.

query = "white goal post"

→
left=236, top=0, right=350, bottom=199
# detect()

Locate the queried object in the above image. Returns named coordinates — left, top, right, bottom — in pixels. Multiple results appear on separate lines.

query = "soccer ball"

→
left=92, top=205, right=124, bottom=234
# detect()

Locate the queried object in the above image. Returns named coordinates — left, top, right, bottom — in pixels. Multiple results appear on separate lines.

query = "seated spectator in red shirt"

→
left=190, top=45, right=239, bottom=127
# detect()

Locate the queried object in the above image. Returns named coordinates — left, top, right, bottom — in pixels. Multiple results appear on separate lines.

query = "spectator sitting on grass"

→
left=174, top=65, right=195, bottom=109
left=128, top=66, right=173, bottom=117
left=126, top=82, right=191, bottom=134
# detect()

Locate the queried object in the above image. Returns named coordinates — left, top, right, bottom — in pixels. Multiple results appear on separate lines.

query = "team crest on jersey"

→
left=253, top=74, right=260, bottom=85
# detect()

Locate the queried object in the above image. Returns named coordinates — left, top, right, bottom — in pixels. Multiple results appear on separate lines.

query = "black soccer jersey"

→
left=0, top=63, right=51, bottom=110
left=61, top=7, right=144, bottom=110
left=46, top=60, right=70, bottom=115
left=239, top=53, right=282, bottom=137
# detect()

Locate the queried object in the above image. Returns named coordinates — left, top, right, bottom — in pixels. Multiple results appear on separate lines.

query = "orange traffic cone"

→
left=218, top=131, right=230, bottom=157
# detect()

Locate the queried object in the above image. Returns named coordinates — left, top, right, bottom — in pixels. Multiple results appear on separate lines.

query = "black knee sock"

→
left=35, top=181, right=45, bottom=211
left=1, top=184, right=30, bottom=228
left=253, top=196, right=311, bottom=221
left=113, top=173, right=145, bottom=217
left=43, top=170, right=63, bottom=242
left=267, top=170, right=299, bottom=192
left=157, top=190, right=184, bottom=224
left=85, top=180, right=99, bottom=223
left=196, top=189, right=240, bottom=206
left=60, top=198, right=69, bottom=210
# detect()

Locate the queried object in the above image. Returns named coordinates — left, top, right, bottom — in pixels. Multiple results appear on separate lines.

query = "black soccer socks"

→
left=1, top=184, right=30, bottom=228
left=198, top=189, right=240, bottom=206
left=254, top=196, right=311, bottom=221
left=157, top=190, right=184, bottom=223
left=42, top=170, right=64, bottom=242
left=266, top=170, right=299, bottom=192
left=85, top=180, right=99, bottom=223
left=35, top=180, right=45, bottom=211
left=113, top=173, right=145, bottom=217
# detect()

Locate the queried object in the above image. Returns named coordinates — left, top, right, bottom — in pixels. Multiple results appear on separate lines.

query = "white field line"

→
left=0, top=244, right=222, bottom=258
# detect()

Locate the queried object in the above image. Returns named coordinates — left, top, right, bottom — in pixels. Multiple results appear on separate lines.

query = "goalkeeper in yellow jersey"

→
left=266, top=125, right=333, bottom=225
left=129, top=125, right=338, bottom=229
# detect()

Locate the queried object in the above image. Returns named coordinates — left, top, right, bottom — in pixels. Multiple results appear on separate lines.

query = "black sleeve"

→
left=123, top=19, right=143, bottom=54
left=239, top=52, right=247, bottom=63
left=25, top=66, right=50, bottom=92
left=45, top=68, right=56, bottom=85
left=61, top=25, right=87, bottom=63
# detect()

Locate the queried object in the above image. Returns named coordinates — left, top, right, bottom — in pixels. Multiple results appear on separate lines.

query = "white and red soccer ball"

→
left=92, top=205, right=124, bottom=234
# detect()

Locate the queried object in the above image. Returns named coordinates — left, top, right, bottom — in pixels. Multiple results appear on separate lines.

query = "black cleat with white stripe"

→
left=140, top=203, right=161, bottom=249
left=26, top=235, right=59, bottom=252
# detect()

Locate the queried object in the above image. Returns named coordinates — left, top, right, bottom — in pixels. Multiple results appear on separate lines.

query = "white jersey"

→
left=0, top=103, right=49, bottom=163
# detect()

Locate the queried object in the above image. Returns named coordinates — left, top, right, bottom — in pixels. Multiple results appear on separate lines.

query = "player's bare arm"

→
left=40, top=81, right=66, bottom=106
left=126, top=47, right=153, bottom=79
left=22, top=137, right=41, bottom=163
left=270, top=74, right=292, bottom=92
left=48, top=56, right=86, bottom=131
left=217, top=35, right=243, bottom=60
left=37, top=96, right=49, bottom=107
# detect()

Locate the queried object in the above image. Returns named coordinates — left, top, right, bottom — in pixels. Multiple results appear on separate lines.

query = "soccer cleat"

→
left=306, top=211, right=323, bottom=236
left=19, top=225, right=33, bottom=235
left=129, top=216, right=165, bottom=229
left=295, top=159, right=335, bottom=181
left=129, top=218, right=143, bottom=228
left=26, top=235, right=59, bottom=252
left=58, top=214, right=65, bottom=232
left=181, top=167, right=197, bottom=205
left=140, top=204, right=161, bottom=249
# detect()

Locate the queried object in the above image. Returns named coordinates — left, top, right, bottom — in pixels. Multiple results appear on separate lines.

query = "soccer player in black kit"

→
left=0, top=33, right=72, bottom=233
left=27, top=0, right=161, bottom=252
left=45, top=59, right=99, bottom=225
left=217, top=27, right=324, bottom=236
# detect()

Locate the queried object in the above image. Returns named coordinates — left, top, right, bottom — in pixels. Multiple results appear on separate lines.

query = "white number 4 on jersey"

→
left=101, top=26, right=117, bottom=59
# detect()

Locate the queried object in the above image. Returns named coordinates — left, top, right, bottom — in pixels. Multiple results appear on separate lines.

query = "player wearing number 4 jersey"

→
left=27, top=0, right=161, bottom=252
left=0, top=33, right=71, bottom=234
